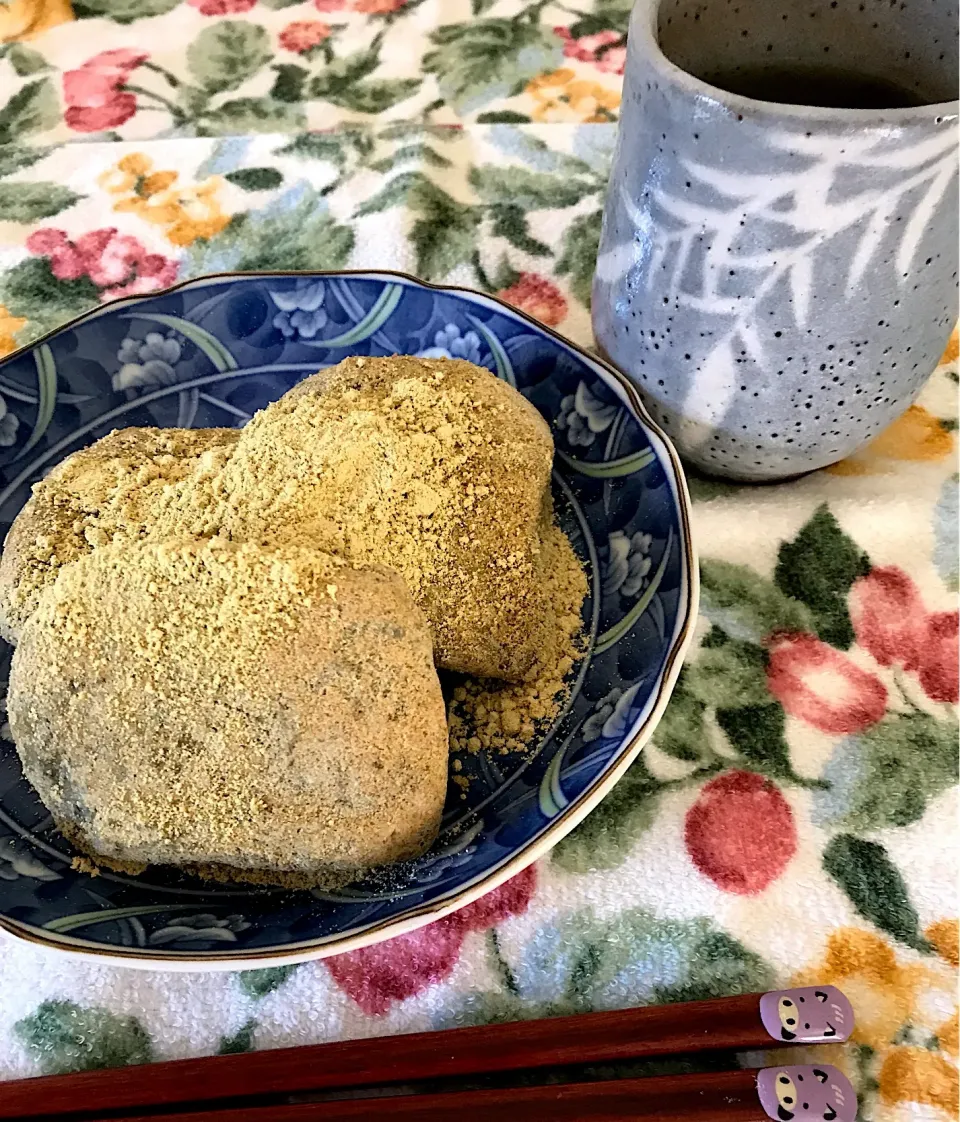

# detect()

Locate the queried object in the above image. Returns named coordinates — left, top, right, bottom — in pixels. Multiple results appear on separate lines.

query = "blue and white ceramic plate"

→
left=0, top=272, right=697, bottom=969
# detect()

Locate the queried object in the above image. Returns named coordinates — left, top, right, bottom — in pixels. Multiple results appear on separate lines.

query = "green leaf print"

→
left=0, top=183, right=82, bottom=223
left=652, top=928, right=773, bottom=1005
left=325, top=79, right=422, bottom=114
left=413, top=197, right=481, bottom=280
left=0, top=145, right=51, bottom=179
left=370, top=143, right=452, bottom=172
left=225, top=168, right=284, bottom=192
left=424, top=19, right=563, bottom=114
left=686, top=630, right=771, bottom=709
left=188, top=22, right=272, bottom=94
left=572, top=911, right=772, bottom=1007
left=279, top=131, right=352, bottom=169
left=182, top=193, right=354, bottom=274
left=699, top=558, right=814, bottom=644
left=14, top=1001, right=153, bottom=1077
left=73, top=0, right=180, bottom=20
left=472, top=0, right=499, bottom=14
left=556, top=209, right=604, bottom=307
left=270, top=64, right=309, bottom=104
left=715, top=703, right=795, bottom=779
left=238, top=965, right=298, bottom=998
left=355, top=173, right=481, bottom=280
left=199, top=98, right=308, bottom=136
left=775, top=504, right=871, bottom=649
left=0, top=78, right=59, bottom=143
left=6, top=44, right=49, bottom=77
left=378, top=121, right=461, bottom=142
left=476, top=110, right=533, bottom=123
left=217, top=1020, right=257, bottom=1055
left=552, top=757, right=661, bottom=872
left=823, top=835, right=933, bottom=953
left=442, top=909, right=772, bottom=1029
left=310, top=43, right=382, bottom=101
left=651, top=671, right=707, bottom=761
left=817, top=711, right=959, bottom=831
left=568, top=0, right=633, bottom=38
left=469, top=165, right=595, bottom=210
left=489, top=203, right=550, bottom=257
left=354, top=170, right=434, bottom=215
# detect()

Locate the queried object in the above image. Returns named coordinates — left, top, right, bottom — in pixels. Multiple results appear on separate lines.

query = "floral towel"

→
left=0, top=4, right=957, bottom=1120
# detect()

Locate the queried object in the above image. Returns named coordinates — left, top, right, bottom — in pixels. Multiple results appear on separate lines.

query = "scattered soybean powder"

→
left=446, top=512, right=588, bottom=782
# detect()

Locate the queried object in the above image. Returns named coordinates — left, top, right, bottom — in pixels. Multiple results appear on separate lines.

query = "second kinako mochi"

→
left=8, top=538, right=448, bottom=887
left=0, top=426, right=239, bottom=644
left=211, top=356, right=556, bottom=681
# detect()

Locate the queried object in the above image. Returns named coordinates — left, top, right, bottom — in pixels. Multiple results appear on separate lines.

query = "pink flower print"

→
left=188, top=0, right=257, bottom=13
left=326, top=865, right=537, bottom=1015
left=850, top=566, right=959, bottom=703
left=684, top=770, right=797, bottom=895
left=26, top=228, right=83, bottom=280
left=63, top=49, right=148, bottom=134
left=279, top=20, right=331, bottom=54
left=766, top=633, right=888, bottom=735
left=849, top=566, right=927, bottom=672
left=26, top=227, right=178, bottom=301
left=919, top=611, right=959, bottom=704
left=495, top=272, right=568, bottom=327
left=555, top=27, right=627, bottom=75
left=354, top=0, right=407, bottom=12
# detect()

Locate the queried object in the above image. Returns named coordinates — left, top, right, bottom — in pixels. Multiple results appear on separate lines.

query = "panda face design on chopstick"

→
left=778, top=996, right=800, bottom=1039
left=756, top=1065, right=857, bottom=1122
left=759, top=986, right=854, bottom=1044
left=775, top=1071, right=800, bottom=1117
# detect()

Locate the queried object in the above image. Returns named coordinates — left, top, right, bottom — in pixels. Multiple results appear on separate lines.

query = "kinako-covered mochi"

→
left=0, top=426, right=239, bottom=644
left=206, top=355, right=556, bottom=681
left=7, top=538, right=448, bottom=888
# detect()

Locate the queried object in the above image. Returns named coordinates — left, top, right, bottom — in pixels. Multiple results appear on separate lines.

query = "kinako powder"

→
left=446, top=511, right=587, bottom=785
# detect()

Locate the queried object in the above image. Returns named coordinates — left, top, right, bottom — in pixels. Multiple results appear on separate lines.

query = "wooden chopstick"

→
left=100, top=1069, right=774, bottom=1122
left=0, top=987, right=853, bottom=1120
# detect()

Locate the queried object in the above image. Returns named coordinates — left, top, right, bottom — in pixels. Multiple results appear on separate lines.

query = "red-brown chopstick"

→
left=105, top=1069, right=770, bottom=1122
left=0, top=985, right=853, bottom=1120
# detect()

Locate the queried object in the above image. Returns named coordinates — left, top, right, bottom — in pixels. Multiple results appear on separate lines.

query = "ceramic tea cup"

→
left=592, top=0, right=958, bottom=480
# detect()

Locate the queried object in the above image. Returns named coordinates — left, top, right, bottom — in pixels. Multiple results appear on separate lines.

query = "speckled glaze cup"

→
left=592, top=0, right=958, bottom=480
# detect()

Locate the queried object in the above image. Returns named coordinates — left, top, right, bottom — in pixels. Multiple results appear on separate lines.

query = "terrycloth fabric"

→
left=0, top=5, right=957, bottom=1119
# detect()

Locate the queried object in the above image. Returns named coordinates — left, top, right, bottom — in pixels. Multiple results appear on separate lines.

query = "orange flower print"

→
left=278, top=20, right=331, bottom=54
left=0, top=0, right=72, bottom=43
left=827, top=404, right=955, bottom=476
left=353, top=0, right=406, bottom=11
left=790, top=925, right=958, bottom=1117
left=878, top=1049, right=958, bottom=1114
left=0, top=305, right=27, bottom=358
left=140, top=180, right=231, bottom=247
left=941, top=326, right=958, bottom=365
left=99, top=152, right=176, bottom=198
left=526, top=69, right=620, bottom=123
left=313, top=0, right=406, bottom=10
left=927, top=919, right=959, bottom=967
left=98, top=154, right=231, bottom=248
